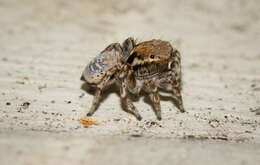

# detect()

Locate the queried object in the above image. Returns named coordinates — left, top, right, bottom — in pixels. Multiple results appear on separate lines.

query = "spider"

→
left=81, top=38, right=185, bottom=120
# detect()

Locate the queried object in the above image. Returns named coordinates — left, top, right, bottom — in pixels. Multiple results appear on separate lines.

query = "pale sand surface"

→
left=0, top=0, right=260, bottom=165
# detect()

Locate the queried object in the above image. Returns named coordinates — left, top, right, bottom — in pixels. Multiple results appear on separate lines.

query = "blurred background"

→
left=0, top=0, right=260, bottom=165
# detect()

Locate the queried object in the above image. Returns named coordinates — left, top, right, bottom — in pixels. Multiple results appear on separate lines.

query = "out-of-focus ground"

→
left=0, top=0, right=260, bottom=164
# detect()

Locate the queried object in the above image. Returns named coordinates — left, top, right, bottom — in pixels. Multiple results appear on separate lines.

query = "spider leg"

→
left=170, top=53, right=185, bottom=113
left=120, top=79, right=142, bottom=121
left=87, top=88, right=101, bottom=116
left=86, top=75, right=111, bottom=116
left=151, top=86, right=162, bottom=120
left=171, top=77, right=185, bottom=113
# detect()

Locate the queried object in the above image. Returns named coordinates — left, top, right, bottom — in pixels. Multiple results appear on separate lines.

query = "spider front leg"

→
left=86, top=75, right=110, bottom=117
left=120, top=79, right=142, bottom=121
left=171, top=77, right=185, bottom=113
left=170, top=52, right=185, bottom=113
left=151, top=86, right=162, bottom=120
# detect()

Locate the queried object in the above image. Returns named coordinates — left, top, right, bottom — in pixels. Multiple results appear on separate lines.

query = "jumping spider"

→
left=81, top=37, right=185, bottom=120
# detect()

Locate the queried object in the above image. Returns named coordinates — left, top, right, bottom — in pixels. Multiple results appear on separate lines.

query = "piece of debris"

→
left=130, top=134, right=143, bottom=138
left=208, top=119, right=220, bottom=128
left=211, top=136, right=228, bottom=141
left=249, top=107, right=260, bottom=115
left=113, top=118, right=120, bottom=122
left=183, top=135, right=196, bottom=140
left=51, top=100, right=55, bottom=103
left=38, top=84, right=47, bottom=91
left=21, top=102, right=30, bottom=109
left=145, top=121, right=162, bottom=128
left=78, top=117, right=99, bottom=127
left=18, top=102, right=30, bottom=113
left=183, top=135, right=229, bottom=141
left=6, top=102, right=11, bottom=106
left=66, top=101, right=71, bottom=104
left=183, top=135, right=209, bottom=141
left=79, top=93, right=85, bottom=98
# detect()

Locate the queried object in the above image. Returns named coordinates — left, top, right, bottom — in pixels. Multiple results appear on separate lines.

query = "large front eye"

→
left=150, top=55, right=155, bottom=59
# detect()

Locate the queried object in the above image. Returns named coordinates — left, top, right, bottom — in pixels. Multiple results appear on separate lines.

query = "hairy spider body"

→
left=81, top=38, right=136, bottom=117
left=122, top=39, right=185, bottom=120
left=81, top=38, right=185, bottom=120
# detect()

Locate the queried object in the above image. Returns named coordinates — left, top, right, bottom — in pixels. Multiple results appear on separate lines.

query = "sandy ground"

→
left=0, top=0, right=260, bottom=164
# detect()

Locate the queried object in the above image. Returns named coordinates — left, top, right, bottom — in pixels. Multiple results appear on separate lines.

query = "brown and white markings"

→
left=80, top=37, right=135, bottom=117
left=81, top=38, right=185, bottom=120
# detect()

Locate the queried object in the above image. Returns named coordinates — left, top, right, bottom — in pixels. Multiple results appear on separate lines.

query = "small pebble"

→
left=79, top=93, right=85, bottom=98
left=6, top=102, right=11, bottom=106
left=21, top=102, right=30, bottom=109
left=130, top=134, right=143, bottom=138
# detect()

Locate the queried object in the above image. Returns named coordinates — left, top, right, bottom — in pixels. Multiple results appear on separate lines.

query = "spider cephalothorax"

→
left=81, top=38, right=185, bottom=120
left=126, top=40, right=173, bottom=80
left=121, top=39, right=185, bottom=120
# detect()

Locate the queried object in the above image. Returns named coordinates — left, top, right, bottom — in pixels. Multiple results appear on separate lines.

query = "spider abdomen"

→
left=81, top=43, right=123, bottom=84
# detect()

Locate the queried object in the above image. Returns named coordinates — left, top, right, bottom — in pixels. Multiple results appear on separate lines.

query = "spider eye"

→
left=150, top=55, right=155, bottom=59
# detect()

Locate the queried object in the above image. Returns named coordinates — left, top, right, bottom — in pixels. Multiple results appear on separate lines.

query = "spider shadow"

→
left=80, top=82, right=142, bottom=118
left=81, top=83, right=181, bottom=119
left=81, top=82, right=120, bottom=109
left=143, top=89, right=181, bottom=117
